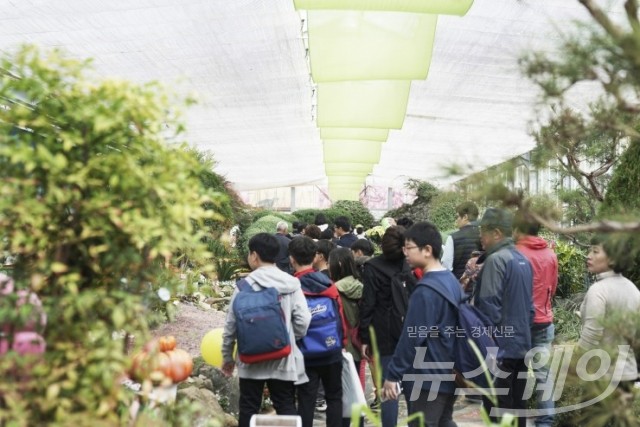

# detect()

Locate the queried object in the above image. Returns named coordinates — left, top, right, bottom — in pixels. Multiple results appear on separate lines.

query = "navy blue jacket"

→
left=336, top=233, right=358, bottom=248
left=386, top=270, right=462, bottom=395
left=473, top=239, right=534, bottom=359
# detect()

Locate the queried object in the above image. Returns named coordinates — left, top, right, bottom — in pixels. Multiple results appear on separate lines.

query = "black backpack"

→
left=389, top=264, right=418, bottom=342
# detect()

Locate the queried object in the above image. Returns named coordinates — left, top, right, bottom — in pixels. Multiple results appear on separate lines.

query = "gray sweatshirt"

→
left=222, top=265, right=311, bottom=383
left=579, top=271, right=640, bottom=381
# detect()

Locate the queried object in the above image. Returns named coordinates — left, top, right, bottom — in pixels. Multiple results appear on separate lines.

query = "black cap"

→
left=480, top=208, right=513, bottom=233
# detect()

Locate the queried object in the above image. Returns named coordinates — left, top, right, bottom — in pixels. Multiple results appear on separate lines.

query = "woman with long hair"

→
left=329, top=247, right=364, bottom=427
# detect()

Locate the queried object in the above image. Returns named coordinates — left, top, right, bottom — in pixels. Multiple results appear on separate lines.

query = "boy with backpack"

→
left=221, top=233, right=311, bottom=427
left=289, top=236, right=347, bottom=427
left=382, top=222, right=462, bottom=427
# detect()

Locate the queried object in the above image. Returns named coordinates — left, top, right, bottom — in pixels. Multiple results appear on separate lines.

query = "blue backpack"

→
left=232, top=279, right=291, bottom=364
left=423, top=283, right=497, bottom=388
left=298, top=292, right=343, bottom=359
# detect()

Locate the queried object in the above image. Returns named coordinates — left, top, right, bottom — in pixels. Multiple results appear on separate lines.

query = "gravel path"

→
left=152, top=303, right=491, bottom=426
left=151, top=302, right=227, bottom=358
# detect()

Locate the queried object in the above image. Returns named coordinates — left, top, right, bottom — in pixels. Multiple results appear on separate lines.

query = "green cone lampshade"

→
left=324, top=162, right=375, bottom=176
left=317, top=80, right=411, bottom=129
left=322, top=139, right=383, bottom=164
left=308, top=10, right=437, bottom=82
left=295, top=0, right=473, bottom=15
left=320, top=127, right=389, bottom=142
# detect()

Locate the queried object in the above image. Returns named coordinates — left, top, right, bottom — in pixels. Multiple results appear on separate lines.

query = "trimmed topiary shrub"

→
left=332, top=200, right=375, bottom=229
left=242, top=215, right=290, bottom=254
left=291, top=209, right=323, bottom=227
left=252, top=210, right=299, bottom=224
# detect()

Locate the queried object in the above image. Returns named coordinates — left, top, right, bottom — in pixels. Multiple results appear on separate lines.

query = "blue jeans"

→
left=380, top=355, right=399, bottom=427
left=531, top=323, right=555, bottom=427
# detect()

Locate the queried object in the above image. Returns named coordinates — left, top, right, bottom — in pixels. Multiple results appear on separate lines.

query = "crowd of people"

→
left=220, top=206, right=640, bottom=427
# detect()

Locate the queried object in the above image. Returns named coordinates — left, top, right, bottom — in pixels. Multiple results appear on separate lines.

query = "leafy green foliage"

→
left=553, top=310, right=640, bottom=427
left=332, top=200, right=375, bottom=229
left=520, top=18, right=640, bottom=226
left=187, top=148, right=244, bottom=239
left=207, top=240, right=244, bottom=281
left=243, top=215, right=289, bottom=250
left=293, top=202, right=374, bottom=230
left=252, top=210, right=298, bottom=224
left=554, top=241, right=588, bottom=298
left=384, top=181, right=467, bottom=233
left=601, top=140, right=640, bottom=214
left=289, top=209, right=322, bottom=226
left=552, top=296, right=582, bottom=343
left=599, top=139, right=640, bottom=286
left=0, top=46, right=227, bottom=423
left=427, top=192, right=465, bottom=233
left=406, top=179, right=439, bottom=204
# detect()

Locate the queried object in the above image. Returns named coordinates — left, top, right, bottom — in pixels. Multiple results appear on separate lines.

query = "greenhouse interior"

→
left=1, top=0, right=640, bottom=426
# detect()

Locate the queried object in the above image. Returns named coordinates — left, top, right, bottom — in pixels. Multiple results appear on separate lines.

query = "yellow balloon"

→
left=201, top=328, right=225, bottom=367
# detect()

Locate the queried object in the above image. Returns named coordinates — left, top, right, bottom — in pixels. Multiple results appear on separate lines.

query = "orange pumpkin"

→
left=130, top=351, right=157, bottom=382
left=159, top=336, right=177, bottom=352
left=130, top=340, right=193, bottom=383
left=165, top=348, right=193, bottom=383
left=154, top=352, right=172, bottom=378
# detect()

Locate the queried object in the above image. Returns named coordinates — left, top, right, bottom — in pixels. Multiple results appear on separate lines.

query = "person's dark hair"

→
left=355, top=225, right=364, bottom=235
left=314, top=213, right=328, bottom=226
left=381, top=226, right=406, bottom=261
left=329, top=247, right=360, bottom=281
left=590, top=234, right=633, bottom=274
left=248, top=233, right=280, bottom=263
left=297, top=222, right=307, bottom=234
left=396, top=216, right=414, bottom=229
left=292, top=221, right=300, bottom=232
left=456, top=201, right=479, bottom=222
left=334, top=215, right=351, bottom=232
left=304, top=224, right=321, bottom=239
left=351, top=238, right=374, bottom=256
left=405, top=222, right=442, bottom=260
left=319, top=226, right=335, bottom=241
left=513, top=210, right=540, bottom=236
left=316, top=239, right=336, bottom=262
left=288, top=236, right=318, bottom=266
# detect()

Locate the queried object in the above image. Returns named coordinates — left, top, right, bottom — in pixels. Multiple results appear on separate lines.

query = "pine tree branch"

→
left=624, top=0, right=640, bottom=35
left=530, top=211, right=640, bottom=234
left=579, top=0, right=626, bottom=40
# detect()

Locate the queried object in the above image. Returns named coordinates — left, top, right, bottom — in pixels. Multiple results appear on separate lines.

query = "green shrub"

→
left=383, top=203, right=431, bottom=225
left=0, top=46, right=226, bottom=423
left=188, top=149, right=245, bottom=239
left=321, top=207, right=349, bottom=224
left=553, top=296, right=582, bottom=343
left=293, top=204, right=374, bottom=230
left=427, top=192, right=465, bottom=232
left=243, top=215, right=289, bottom=250
left=555, top=241, right=588, bottom=298
left=290, top=209, right=322, bottom=226
left=332, top=200, right=375, bottom=229
left=252, top=210, right=299, bottom=224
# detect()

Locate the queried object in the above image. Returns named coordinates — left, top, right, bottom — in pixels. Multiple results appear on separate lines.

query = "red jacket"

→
left=516, top=236, right=558, bottom=324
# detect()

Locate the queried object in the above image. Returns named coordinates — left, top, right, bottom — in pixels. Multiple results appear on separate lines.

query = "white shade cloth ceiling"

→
left=0, top=0, right=619, bottom=192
